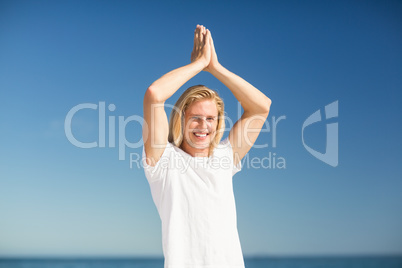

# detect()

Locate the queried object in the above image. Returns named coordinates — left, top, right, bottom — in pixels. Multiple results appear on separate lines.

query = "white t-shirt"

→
left=142, top=138, right=245, bottom=268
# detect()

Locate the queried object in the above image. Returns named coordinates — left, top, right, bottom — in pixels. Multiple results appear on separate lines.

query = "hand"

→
left=204, top=29, right=220, bottom=73
left=191, top=25, right=211, bottom=69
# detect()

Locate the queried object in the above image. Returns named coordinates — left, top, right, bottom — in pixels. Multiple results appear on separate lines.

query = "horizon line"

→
left=1, top=253, right=402, bottom=259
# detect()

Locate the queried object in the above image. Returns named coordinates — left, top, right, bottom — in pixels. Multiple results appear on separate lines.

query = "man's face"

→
left=182, top=99, right=219, bottom=150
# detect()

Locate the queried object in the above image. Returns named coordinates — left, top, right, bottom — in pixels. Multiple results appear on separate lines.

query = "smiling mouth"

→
left=193, top=132, right=209, bottom=138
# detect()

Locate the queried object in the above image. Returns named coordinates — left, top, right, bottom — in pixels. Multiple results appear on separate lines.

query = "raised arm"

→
left=205, top=31, right=272, bottom=165
left=143, top=25, right=211, bottom=166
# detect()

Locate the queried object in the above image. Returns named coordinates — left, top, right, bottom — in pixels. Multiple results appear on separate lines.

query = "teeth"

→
left=194, top=133, right=207, bottom=137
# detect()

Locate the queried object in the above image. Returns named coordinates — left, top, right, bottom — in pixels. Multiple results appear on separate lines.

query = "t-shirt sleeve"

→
left=142, top=143, right=173, bottom=212
left=142, top=143, right=172, bottom=183
left=220, top=137, right=242, bottom=176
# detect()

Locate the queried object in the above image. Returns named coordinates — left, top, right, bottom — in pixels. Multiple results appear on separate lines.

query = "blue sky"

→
left=0, top=0, right=401, bottom=257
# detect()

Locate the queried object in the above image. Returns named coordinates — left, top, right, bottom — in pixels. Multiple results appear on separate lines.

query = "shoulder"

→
left=142, top=142, right=179, bottom=182
left=215, top=137, right=234, bottom=154
left=142, top=142, right=176, bottom=168
left=215, top=137, right=242, bottom=175
left=212, top=137, right=235, bottom=161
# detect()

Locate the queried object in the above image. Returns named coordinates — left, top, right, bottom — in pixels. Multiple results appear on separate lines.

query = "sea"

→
left=0, top=256, right=402, bottom=268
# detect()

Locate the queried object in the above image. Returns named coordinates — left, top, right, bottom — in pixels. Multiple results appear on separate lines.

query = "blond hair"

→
left=168, top=85, right=225, bottom=156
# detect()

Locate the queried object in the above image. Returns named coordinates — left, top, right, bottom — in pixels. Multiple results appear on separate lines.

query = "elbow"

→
left=261, top=97, right=272, bottom=115
left=266, top=97, right=272, bottom=109
left=245, top=97, right=272, bottom=117
left=144, top=85, right=165, bottom=104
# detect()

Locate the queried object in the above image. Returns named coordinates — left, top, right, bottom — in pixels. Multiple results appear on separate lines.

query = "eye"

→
left=207, top=117, right=215, bottom=122
left=191, top=116, right=201, bottom=122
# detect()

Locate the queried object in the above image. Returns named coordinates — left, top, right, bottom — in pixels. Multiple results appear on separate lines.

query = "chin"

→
left=185, top=137, right=210, bottom=149
left=190, top=140, right=210, bottom=149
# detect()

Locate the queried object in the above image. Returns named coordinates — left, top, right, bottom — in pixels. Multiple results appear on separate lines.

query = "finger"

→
left=202, top=26, right=209, bottom=47
left=193, top=31, right=197, bottom=51
left=209, top=30, right=215, bottom=47
left=205, top=29, right=210, bottom=39
left=195, top=26, right=199, bottom=40
left=199, top=26, right=204, bottom=43
left=194, top=26, right=200, bottom=47
left=195, top=26, right=202, bottom=47
left=205, top=29, right=211, bottom=48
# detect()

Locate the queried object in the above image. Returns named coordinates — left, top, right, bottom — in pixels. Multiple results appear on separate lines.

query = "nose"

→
left=198, top=118, right=208, bottom=128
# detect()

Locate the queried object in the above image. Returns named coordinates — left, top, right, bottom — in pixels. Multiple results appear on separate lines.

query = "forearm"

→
left=146, top=60, right=205, bottom=103
left=209, top=64, right=271, bottom=115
